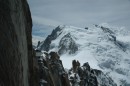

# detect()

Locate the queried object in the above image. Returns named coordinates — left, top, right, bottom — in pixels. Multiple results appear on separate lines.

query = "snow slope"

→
left=40, top=24, right=130, bottom=85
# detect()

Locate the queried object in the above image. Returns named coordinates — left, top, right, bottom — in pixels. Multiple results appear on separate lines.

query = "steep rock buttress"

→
left=0, top=0, right=38, bottom=86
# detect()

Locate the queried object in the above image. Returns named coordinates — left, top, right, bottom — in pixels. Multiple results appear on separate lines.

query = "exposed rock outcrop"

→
left=58, top=33, right=78, bottom=55
left=36, top=51, right=70, bottom=86
left=40, top=26, right=62, bottom=51
left=68, top=61, right=117, bottom=86
left=0, top=0, right=38, bottom=86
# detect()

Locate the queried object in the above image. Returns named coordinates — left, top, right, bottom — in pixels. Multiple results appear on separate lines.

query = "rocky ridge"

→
left=58, top=33, right=78, bottom=55
left=39, top=26, right=63, bottom=51
left=36, top=50, right=117, bottom=86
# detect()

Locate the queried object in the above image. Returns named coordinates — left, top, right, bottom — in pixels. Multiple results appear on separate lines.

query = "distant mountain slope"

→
left=38, top=24, right=130, bottom=85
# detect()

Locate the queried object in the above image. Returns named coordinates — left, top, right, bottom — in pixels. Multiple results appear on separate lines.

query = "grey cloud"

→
left=28, top=0, right=130, bottom=36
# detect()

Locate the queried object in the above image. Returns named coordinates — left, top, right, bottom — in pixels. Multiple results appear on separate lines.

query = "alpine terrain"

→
left=37, top=23, right=130, bottom=86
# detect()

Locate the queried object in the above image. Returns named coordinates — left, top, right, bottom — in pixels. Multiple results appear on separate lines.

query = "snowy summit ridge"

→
left=38, top=23, right=130, bottom=85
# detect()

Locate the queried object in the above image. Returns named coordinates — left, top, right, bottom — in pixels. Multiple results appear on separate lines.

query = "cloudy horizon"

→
left=28, top=0, right=130, bottom=37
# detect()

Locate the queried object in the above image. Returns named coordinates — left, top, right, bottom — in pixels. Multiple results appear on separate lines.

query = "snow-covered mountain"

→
left=38, top=24, right=130, bottom=85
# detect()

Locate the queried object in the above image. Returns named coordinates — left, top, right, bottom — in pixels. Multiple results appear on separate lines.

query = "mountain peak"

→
left=38, top=24, right=130, bottom=85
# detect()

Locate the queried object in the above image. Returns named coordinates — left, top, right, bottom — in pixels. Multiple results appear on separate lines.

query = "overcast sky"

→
left=28, top=0, right=130, bottom=36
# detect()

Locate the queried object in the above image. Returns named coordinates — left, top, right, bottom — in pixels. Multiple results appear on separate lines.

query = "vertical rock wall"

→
left=0, top=0, right=38, bottom=86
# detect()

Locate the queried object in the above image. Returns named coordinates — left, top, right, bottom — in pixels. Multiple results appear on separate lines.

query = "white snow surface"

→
left=47, top=24, right=130, bottom=85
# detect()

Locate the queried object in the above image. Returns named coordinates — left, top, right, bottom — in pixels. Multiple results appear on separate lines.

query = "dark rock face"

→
left=58, top=33, right=78, bottom=55
left=40, top=26, right=62, bottom=51
left=36, top=51, right=70, bottom=86
left=0, top=0, right=38, bottom=86
left=100, top=26, right=115, bottom=34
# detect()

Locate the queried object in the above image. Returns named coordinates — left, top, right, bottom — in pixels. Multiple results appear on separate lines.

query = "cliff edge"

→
left=0, top=0, right=38, bottom=86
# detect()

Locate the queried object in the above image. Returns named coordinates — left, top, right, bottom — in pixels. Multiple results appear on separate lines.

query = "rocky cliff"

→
left=37, top=51, right=70, bottom=86
left=0, top=0, right=38, bottom=86
left=58, top=33, right=78, bottom=55
left=39, top=26, right=63, bottom=51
